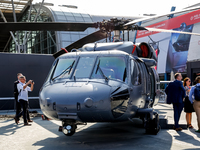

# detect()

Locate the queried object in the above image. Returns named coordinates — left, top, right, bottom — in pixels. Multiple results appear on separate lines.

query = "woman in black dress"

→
left=183, top=77, right=195, bottom=128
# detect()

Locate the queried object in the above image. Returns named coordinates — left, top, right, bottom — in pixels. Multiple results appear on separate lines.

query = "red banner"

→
left=137, top=9, right=200, bottom=38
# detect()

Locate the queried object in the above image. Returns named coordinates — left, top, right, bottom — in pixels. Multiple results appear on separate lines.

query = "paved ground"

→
left=0, top=104, right=200, bottom=150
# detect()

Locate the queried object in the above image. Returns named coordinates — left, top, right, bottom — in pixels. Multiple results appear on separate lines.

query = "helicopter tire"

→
left=145, top=113, right=160, bottom=135
left=62, top=123, right=77, bottom=136
left=139, top=115, right=145, bottom=126
left=65, top=129, right=75, bottom=136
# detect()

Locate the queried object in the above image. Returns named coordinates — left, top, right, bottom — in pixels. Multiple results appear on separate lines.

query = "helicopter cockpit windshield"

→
left=91, top=56, right=127, bottom=83
left=51, top=58, right=76, bottom=80
left=49, top=56, right=127, bottom=83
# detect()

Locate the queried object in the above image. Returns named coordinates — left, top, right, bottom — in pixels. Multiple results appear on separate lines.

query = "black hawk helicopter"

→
left=2, top=6, right=200, bottom=136
left=41, top=32, right=161, bottom=136
left=38, top=18, right=200, bottom=136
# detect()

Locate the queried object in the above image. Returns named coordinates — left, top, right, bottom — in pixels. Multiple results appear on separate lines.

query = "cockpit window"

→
left=73, top=57, right=96, bottom=78
left=91, top=56, right=127, bottom=83
left=49, top=56, right=127, bottom=82
left=51, top=58, right=76, bottom=80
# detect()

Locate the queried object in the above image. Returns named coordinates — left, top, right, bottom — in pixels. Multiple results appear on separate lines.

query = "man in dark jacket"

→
left=14, top=73, right=23, bottom=124
left=165, top=73, right=186, bottom=131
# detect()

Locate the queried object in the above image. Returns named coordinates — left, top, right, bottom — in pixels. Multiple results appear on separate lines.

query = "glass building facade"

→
left=8, top=4, right=137, bottom=54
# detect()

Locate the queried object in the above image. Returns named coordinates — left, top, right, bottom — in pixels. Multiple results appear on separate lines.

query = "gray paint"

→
left=39, top=48, right=161, bottom=136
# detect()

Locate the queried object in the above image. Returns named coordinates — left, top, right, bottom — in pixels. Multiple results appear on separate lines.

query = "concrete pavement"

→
left=0, top=104, right=200, bottom=150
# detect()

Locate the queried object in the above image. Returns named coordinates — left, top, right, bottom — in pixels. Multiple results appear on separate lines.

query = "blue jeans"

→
left=173, top=103, right=184, bottom=128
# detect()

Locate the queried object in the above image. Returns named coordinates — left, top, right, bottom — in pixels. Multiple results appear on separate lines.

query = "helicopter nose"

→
left=40, top=81, right=112, bottom=121
left=40, top=81, right=130, bottom=122
left=61, top=82, right=112, bottom=122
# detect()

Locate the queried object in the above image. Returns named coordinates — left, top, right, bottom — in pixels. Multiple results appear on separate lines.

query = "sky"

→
left=33, top=0, right=200, bottom=16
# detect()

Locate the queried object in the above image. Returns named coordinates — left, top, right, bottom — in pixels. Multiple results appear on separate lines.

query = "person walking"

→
left=189, top=76, right=200, bottom=133
left=165, top=73, right=186, bottom=131
left=183, top=77, right=194, bottom=128
left=14, top=76, right=34, bottom=126
left=14, top=73, right=23, bottom=124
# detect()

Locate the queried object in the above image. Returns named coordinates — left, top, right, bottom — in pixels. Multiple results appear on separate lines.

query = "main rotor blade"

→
left=124, top=5, right=200, bottom=26
left=0, top=22, right=95, bottom=32
left=65, top=30, right=107, bottom=51
left=145, top=27, right=200, bottom=36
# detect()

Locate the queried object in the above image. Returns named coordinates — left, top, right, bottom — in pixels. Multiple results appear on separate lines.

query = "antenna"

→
left=94, top=42, right=97, bottom=51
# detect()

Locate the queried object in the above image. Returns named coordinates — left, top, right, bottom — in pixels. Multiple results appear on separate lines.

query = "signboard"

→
left=136, top=9, right=200, bottom=73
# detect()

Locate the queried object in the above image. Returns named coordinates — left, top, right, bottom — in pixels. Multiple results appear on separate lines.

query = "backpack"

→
left=194, top=85, right=200, bottom=101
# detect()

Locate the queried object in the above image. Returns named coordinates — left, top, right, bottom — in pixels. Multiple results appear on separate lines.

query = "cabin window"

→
left=91, top=56, right=127, bottom=83
left=131, top=59, right=141, bottom=85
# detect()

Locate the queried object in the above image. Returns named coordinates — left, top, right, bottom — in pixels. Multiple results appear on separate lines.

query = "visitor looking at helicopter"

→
left=14, top=73, right=34, bottom=125
left=183, top=77, right=194, bottom=129
left=165, top=73, right=186, bottom=131
left=189, top=76, right=200, bottom=133
left=14, top=76, right=34, bottom=126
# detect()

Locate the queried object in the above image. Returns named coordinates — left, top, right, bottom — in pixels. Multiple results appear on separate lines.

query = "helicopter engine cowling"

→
left=82, top=41, right=134, bottom=54
left=81, top=41, right=157, bottom=62
left=133, top=42, right=157, bottom=61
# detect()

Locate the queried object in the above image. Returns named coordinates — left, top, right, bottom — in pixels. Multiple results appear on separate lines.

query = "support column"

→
left=11, top=0, right=21, bottom=53
left=23, top=0, right=45, bottom=49
left=23, top=1, right=33, bottom=53
left=0, top=9, right=19, bottom=52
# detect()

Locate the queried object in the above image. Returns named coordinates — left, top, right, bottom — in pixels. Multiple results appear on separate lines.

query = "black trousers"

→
left=15, top=96, right=21, bottom=120
left=16, top=99, right=30, bottom=123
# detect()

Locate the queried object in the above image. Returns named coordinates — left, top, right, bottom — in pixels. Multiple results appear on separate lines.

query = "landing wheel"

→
left=145, top=112, right=160, bottom=135
left=62, top=123, right=77, bottom=136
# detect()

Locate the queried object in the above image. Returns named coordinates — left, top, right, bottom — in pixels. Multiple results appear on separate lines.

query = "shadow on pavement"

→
left=32, top=117, right=173, bottom=150
left=173, top=130, right=200, bottom=147
left=0, top=119, right=24, bottom=136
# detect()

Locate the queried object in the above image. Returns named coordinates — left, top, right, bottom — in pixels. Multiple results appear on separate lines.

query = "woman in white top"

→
left=183, top=77, right=194, bottom=128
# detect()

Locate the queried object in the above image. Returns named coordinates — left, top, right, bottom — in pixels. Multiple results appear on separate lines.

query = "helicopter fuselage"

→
left=40, top=50, right=160, bottom=123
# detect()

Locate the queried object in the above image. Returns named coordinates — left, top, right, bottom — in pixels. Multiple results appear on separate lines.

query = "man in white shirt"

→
left=15, top=76, right=34, bottom=126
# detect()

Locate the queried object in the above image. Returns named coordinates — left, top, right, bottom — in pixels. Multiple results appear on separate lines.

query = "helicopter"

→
left=3, top=6, right=200, bottom=136
left=39, top=15, right=200, bottom=136
left=39, top=16, right=199, bottom=136
left=40, top=40, right=160, bottom=136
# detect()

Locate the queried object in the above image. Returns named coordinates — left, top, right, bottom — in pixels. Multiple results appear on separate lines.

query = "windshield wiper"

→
left=123, top=68, right=127, bottom=82
left=52, top=60, right=75, bottom=81
left=95, top=60, right=108, bottom=81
